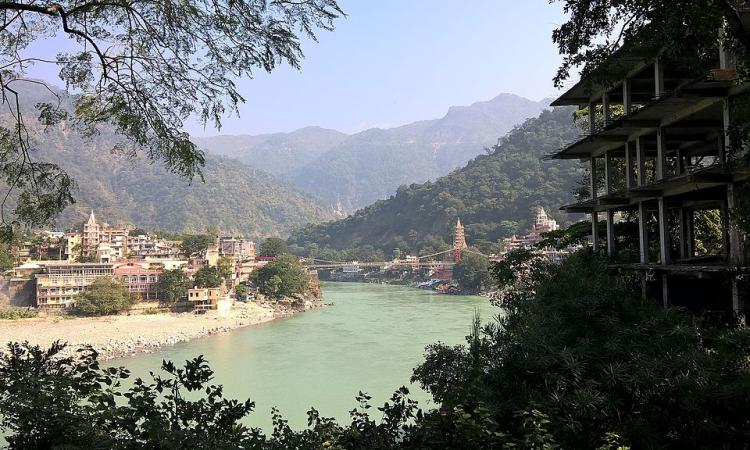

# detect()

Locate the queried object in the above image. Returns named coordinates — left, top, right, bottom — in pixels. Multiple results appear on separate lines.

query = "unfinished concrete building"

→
left=551, top=38, right=749, bottom=312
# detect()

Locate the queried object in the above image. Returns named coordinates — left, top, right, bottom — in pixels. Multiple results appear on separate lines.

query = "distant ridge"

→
left=196, top=93, right=549, bottom=213
left=287, top=107, right=582, bottom=258
left=1, top=81, right=335, bottom=238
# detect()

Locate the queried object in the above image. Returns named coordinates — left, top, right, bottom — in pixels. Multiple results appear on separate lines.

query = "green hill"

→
left=2, top=81, right=334, bottom=238
left=197, top=94, right=549, bottom=213
left=287, top=107, right=582, bottom=258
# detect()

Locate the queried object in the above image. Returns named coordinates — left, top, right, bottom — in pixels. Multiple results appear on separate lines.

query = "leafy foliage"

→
left=259, top=237, right=290, bottom=257
left=200, top=95, right=550, bottom=213
left=180, top=234, right=214, bottom=257
left=75, top=277, right=135, bottom=315
left=157, top=269, right=192, bottom=304
left=414, top=250, right=750, bottom=449
left=452, top=252, right=492, bottom=293
left=1, top=84, right=336, bottom=238
left=0, top=309, right=37, bottom=320
left=288, top=107, right=582, bottom=258
left=251, top=254, right=310, bottom=299
left=194, top=266, right=223, bottom=289
left=550, top=0, right=732, bottom=88
left=0, top=0, right=343, bottom=230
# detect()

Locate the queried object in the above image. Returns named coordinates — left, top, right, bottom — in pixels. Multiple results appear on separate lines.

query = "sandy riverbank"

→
left=0, top=302, right=277, bottom=360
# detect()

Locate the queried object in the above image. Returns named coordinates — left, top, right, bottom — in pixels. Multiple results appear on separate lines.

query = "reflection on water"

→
left=112, top=282, right=499, bottom=430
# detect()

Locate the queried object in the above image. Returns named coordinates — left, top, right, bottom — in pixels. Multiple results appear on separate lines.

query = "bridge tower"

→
left=453, top=218, right=467, bottom=262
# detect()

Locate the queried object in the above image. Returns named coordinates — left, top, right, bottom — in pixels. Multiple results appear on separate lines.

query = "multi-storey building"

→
left=550, top=36, right=749, bottom=311
left=187, top=287, right=222, bottom=312
left=35, top=263, right=115, bottom=308
left=113, top=261, right=162, bottom=300
left=218, top=237, right=256, bottom=259
left=81, top=210, right=132, bottom=260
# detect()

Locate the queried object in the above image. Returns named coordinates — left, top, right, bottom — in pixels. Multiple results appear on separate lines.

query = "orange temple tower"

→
left=453, top=218, right=467, bottom=262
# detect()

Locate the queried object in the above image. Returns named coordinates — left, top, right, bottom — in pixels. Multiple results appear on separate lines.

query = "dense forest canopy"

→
left=0, top=0, right=342, bottom=232
left=288, top=107, right=583, bottom=259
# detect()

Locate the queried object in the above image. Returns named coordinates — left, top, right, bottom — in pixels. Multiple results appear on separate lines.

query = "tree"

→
left=194, top=266, right=222, bottom=289
left=452, top=252, right=491, bottom=293
left=251, top=254, right=309, bottom=299
left=413, top=250, right=750, bottom=449
left=235, top=283, right=250, bottom=299
left=258, top=237, right=289, bottom=257
left=216, top=256, right=234, bottom=280
left=551, top=0, right=745, bottom=88
left=129, top=228, right=148, bottom=237
left=0, top=0, right=343, bottom=232
left=75, top=277, right=135, bottom=315
left=179, top=234, right=214, bottom=257
left=157, top=269, right=191, bottom=304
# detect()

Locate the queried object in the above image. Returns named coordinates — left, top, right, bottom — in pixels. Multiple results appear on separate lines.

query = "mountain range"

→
left=3, top=82, right=334, bottom=238
left=287, top=107, right=583, bottom=259
left=195, top=94, right=550, bottom=213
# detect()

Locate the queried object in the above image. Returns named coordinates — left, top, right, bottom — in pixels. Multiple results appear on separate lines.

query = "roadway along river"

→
left=113, top=282, right=499, bottom=430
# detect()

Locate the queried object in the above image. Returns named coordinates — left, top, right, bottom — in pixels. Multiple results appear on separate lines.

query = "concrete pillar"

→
left=622, top=79, right=632, bottom=114
left=656, top=127, right=668, bottom=180
left=662, top=274, right=670, bottom=307
left=625, top=142, right=635, bottom=190
left=723, top=98, right=732, bottom=161
left=604, top=151, right=614, bottom=195
left=679, top=207, right=692, bottom=260
left=589, top=102, right=596, bottom=135
left=591, top=211, right=600, bottom=254
left=727, top=184, right=745, bottom=266
left=658, top=197, right=671, bottom=265
left=636, top=136, right=646, bottom=186
left=590, top=157, right=598, bottom=199
left=602, top=93, right=611, bottom=124
left=606, top=209, right=616, bottom=257
left=676, top=149, right=685, bottom=175
left=654, top=56, right=665, bottom=97
left=718, top=134, right=727, bottom=165
left=639, top=201, right=649, bottom=264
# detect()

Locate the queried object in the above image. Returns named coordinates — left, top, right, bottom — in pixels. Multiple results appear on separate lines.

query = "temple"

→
left=550, top=34, right=749, bottom=312
left=453, top=218, right=467, bottom=262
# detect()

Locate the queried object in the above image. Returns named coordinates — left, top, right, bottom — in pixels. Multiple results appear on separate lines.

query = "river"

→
left=112, top=282, right=499, bottom=430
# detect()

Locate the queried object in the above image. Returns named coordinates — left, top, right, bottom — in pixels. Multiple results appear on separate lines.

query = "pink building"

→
left=113, top=261, right=161, bottom=300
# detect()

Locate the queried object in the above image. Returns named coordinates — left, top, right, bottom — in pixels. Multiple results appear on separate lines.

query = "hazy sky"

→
left=26, top=1, right=570, bottom=137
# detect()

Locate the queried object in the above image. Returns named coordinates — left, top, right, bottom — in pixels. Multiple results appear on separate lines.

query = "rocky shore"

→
left=0, top=301, right=281, bottom=360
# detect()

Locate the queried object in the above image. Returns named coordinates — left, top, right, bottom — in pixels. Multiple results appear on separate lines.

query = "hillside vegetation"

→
left=3, top=82, right=334, bottom=238
left=197, top=94, right=549, bottom=212
left=288, top=107, right=582, bottom=258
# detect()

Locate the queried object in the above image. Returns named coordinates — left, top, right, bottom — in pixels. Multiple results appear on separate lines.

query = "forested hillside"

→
left=288, top=107, right=582, bottom=258
left=3, top=82, right=334, bottom=238
left=198, top=94, right=549, bottom=212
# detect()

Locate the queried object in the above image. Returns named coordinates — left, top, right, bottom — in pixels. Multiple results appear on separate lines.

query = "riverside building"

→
left=550, top=35, right=749, bottom=311
left=35, top=263, right=115, bottom=309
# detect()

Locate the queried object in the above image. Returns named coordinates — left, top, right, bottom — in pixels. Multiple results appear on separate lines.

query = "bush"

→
left=0, top=309, right=37, bottom=320
left=413, top=250, right=750, bottom=449
left=251, top=254, right=310, bottom=299
left=75, top=277, right=136, bottom=316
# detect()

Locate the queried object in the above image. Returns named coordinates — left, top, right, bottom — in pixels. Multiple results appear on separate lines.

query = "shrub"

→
left=75, top=277, right=136, bottom=316
left=0, top=309, right=37, bottom=320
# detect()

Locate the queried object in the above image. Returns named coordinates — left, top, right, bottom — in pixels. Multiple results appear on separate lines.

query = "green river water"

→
left=112, top=282, right=499, bottom=431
